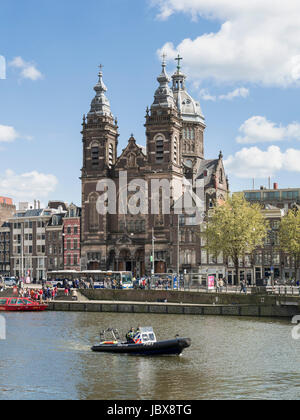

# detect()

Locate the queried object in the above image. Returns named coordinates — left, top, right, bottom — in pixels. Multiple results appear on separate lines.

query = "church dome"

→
left=171, top=56, right=205, bottom=124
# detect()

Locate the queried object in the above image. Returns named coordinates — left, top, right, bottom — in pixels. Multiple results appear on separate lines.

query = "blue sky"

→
left=1, top=0, right=300, bottom=206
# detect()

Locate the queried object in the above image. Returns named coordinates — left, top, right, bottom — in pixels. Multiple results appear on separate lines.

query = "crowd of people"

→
left=18, top=286, right=58, bottom=303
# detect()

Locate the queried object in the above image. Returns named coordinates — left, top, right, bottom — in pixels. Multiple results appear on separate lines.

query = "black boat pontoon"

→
left=91, top=327, right=191, bottom=356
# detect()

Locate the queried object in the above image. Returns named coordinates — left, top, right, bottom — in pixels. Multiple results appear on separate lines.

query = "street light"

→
left=177, top=215, right=180, bottom=291
left=268, top=229, right=276, bottom=287
left=151, top=228, right=155, bottom=276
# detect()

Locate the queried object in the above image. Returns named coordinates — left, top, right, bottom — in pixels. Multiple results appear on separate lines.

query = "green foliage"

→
left=204, top=193, right=268, bottom=268
left=279, top=209, right=300, bottom=267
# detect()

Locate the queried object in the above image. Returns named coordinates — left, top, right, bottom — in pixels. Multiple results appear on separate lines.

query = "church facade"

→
left=80, top=58, right=229, bottom=277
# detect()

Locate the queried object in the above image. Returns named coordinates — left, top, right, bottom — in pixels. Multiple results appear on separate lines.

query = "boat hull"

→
left=91, top=338, right=191, bottom=356
left=0, top=298, right=48, bottom=312
left=0, top=305, right=48, bottom=312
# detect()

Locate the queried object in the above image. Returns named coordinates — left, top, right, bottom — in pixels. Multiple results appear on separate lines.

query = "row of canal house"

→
left=0, top=184, right=299, bottom=283
left=4, top=201, right=81, bottom=281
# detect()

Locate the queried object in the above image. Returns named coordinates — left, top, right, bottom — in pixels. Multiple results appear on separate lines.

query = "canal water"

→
left=0, top=312, right=299, bottom=400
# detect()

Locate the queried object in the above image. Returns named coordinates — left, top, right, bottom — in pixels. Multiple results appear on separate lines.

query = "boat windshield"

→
left=17, top=299, right=32, bottom=305
left=9, top=299, right=17, bottom=304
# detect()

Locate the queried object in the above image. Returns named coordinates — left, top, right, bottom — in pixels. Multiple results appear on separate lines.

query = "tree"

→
left=204, top=193, right=268, bottom=285
left=279, top=209, right=300, bottom=282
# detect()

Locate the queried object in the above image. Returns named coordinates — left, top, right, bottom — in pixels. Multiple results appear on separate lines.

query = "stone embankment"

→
left=47, top=289, right=300, bottom=318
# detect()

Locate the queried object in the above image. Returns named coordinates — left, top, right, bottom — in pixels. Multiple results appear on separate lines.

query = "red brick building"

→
left=63, top=203, right=81, bottom=270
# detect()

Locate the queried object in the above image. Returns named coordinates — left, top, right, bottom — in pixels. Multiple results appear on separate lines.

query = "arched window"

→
left=155, top=135, right=164, bottom=162
left=108, top=144, right=114, bottom=168
left=89, top=194, right=99, bottom=231
left=190, top=128, right=195, bottom=140
left=219, top=169, right=224, bottom=184
left=91, top=142, right=99, bottom=167
left=174, top=137, right=178, bottom=163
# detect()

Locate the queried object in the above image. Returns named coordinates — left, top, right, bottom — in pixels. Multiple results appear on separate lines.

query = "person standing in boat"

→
left=126, top=328, right=136, bottom=343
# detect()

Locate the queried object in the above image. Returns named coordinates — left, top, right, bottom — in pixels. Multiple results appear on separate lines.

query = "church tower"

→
left=81, top=66, right=118, bottom=178
left=172, top=55, right=206, bottom=177
left=81, top=67, right=119, bottom=270
left=145, top=56, right=182, bottom=174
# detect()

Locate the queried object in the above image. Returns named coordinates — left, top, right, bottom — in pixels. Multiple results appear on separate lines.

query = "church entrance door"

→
left=155, top=261, right=166, bottom=274
left=88, top=261, right=100, bottom=270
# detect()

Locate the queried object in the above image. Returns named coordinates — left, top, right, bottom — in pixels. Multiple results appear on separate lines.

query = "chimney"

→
left=274, top=183, right=278, bottom=190
left=34, top=200, right=36, bottom=209
left=38, top=200, right=41, bottom=209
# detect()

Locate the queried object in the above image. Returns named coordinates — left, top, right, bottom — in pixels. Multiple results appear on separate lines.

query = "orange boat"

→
left=0, top=297, right=48, bottom=312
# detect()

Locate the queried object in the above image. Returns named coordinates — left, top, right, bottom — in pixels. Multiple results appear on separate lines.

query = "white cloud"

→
left=9, top=56, right=43, bottom=81
left=0, top=170, right=58, bottom=201
left=199, top=87, right=249, bottom=101
left=154, top=0, right=300, bottom=87
left=237, top=116, right=300, bottom=144
left=219, top=87, right=249, bottom=101
left=0, top=56, right=6, bottom=79
left=224, top=146, right=300, bottom=178
left=199, top=88, right=216, bottom=101
left=0, top=125, right=19, bottom=143
left=0, top=124, right=33, bottom=144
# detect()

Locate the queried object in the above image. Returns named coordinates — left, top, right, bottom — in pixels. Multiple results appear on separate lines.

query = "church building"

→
left=80, top=57, right=229, bottom=276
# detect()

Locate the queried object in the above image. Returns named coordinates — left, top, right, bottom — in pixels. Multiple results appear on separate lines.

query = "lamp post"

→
left=13, top=223, right=24, bottom=280
left=177, top=215, right=180, bottom=290
left=151, top=228, right=155, bottom=276
left=268, top=229, right=276, bottom=287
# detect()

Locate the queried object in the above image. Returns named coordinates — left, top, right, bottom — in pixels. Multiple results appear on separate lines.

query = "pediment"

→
left=115, top=136, right=147, bottom=169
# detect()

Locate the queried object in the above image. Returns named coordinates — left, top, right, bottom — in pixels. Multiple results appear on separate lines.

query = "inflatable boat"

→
left=91, top=327, right=191, bottom=356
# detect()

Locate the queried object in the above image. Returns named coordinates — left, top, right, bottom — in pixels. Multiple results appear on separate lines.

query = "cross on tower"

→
left=98, top=64, right=104, bottom=73
left=175, top=54, right=183, bottom=71
left=161, top=52, right=167, bottom=65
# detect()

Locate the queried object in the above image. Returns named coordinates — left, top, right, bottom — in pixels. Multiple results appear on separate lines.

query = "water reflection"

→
left=0, top=312, right=299, bottom=400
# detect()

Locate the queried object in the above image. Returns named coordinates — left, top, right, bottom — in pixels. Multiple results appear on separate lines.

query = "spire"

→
left=88, top=65, right=113, bottom=117
left=175, top=54, right=183, bottom=73
left=172, top=56, right=186, bottom=91
left=171, top=56, right=205, bottom=124
left=151, top=55, right=175, bottom=109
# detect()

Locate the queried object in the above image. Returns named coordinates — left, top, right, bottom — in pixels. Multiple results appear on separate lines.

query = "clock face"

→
left=185, top=159, right=193, bottom=168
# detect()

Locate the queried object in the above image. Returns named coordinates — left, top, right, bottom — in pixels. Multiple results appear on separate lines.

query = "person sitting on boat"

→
left=126, top=327, right=136, bottom=343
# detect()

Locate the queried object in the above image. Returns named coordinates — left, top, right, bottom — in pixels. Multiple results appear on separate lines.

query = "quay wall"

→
left=80, top=289, right=300, bottom=308
left=48, top=300, right=300, bottom=318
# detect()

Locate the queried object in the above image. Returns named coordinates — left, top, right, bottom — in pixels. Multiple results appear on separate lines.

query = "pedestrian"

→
left=219, top=278, right=224, bottom=292
left=72, top=289, right=78, bottom=301
left=240, top=280, right=244, bottom=293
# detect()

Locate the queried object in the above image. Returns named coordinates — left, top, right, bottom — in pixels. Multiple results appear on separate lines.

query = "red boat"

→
left=0, top=297, right=48, bottom=312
